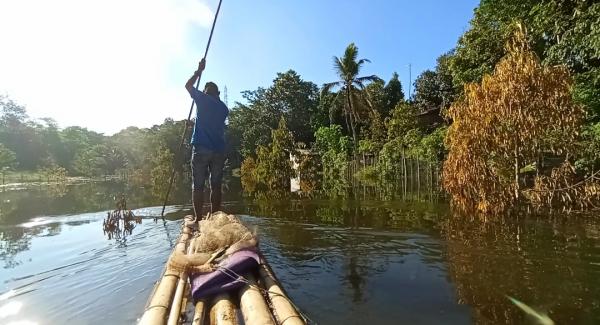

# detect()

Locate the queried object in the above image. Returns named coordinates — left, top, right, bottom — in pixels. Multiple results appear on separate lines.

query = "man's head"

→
left=204, top=82, right=220, bottom=97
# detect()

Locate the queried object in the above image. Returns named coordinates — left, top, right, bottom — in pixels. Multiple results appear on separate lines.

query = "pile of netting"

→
left=169, top=212, right=257, bottom=274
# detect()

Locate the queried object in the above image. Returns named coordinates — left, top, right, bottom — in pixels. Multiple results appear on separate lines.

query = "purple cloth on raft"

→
left=189, top=248, right=260, bottom=300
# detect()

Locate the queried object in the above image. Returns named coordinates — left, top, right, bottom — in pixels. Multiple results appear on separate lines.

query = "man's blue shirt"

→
left=188, top=88, right=229, bottom=152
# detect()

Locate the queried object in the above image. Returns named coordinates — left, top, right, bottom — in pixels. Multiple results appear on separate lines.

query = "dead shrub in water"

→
left=527, top=162, right=600, bottom=212
left=443, top=25, right=591, bottom=215
left=103, top=196, right=141, bottom=241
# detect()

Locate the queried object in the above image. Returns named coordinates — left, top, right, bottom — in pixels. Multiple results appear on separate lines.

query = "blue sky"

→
left=0, top=0, right=478, bottom=134
left=198, top=0, right=479, bottom=105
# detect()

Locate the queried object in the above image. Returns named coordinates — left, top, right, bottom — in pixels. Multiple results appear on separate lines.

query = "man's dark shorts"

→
left=191, top=146, right=225, bottom=191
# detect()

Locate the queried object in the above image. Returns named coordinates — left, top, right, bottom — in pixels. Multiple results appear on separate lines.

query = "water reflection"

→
left=0, top=181, right=599, bottom=324
left=443, top=215, right=600, bottom=324
left=232, top=199, right=600, bottom=324
left=229, top=200, right=467, bottom=324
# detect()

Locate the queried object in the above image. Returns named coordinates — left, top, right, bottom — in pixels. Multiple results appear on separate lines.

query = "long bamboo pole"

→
left=160, top=0, right=224, bottom=220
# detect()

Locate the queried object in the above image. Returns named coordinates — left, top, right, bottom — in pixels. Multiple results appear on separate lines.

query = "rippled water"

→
left=1, top=182, right=600, bottom=324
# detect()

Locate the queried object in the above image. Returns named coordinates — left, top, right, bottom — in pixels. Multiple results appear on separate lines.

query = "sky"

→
left=0, top=0, right=479, bottom=135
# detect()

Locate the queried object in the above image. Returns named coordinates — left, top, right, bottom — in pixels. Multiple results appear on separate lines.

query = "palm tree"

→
left=322, top=43, right=380, bottom=146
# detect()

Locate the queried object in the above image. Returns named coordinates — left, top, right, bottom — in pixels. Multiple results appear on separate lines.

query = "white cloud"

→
left=0, top=0, right=213, bottom=134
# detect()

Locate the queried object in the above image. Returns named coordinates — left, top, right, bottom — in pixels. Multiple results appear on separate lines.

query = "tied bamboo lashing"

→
left=168, top=212, right=258, bottom=274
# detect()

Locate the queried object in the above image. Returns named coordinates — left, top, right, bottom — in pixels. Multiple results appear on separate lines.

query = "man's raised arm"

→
left=185, top=59, right=206, bottom=93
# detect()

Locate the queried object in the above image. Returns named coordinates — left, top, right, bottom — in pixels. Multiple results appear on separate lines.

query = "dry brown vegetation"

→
left=443, top=25, right=598, bottom=215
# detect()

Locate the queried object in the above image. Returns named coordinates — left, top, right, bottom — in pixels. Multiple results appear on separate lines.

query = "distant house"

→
left=290, top=149, right=314, bottom=193
left=415, top=107, right=445, bottom=131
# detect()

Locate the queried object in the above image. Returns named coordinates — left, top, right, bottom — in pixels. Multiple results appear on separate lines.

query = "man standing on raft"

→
left=185, top=58, right=229, bottom=220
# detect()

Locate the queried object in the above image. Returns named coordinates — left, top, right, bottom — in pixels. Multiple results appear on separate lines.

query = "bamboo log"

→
left=238, top=274, right=275, bottom=325
left=139, top=216, right=195, bottom=325
left=209, top=293, right=238, bottom=325
left=258, top=263, right=304, bottom=325
left=180, top=283, right=190, bottom=324
left=167, top=234, right=197, bottom=325
left=192, top=300, right=207, bottom=325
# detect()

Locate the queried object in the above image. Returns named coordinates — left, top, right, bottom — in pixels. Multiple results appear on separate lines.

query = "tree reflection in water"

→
left=0, top=180, right=599, bottom=324
left=443, top=215, right=600, bottom=324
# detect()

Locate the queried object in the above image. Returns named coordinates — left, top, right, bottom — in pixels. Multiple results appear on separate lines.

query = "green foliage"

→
left=240, top=118, right=297, bottom=197
left=448, top=0, right=538, bottom=87
left=358, top=139, right=379, bottom=155
left=576, top=122, right=600, bottom=173
left=0, top=96, right=46, bottom=169
left=240, top=157, right=258, bottom=194
left=449, top=0, right=600, bottom=118
left=321, top=149, right=349, bottom=197
left=383, top=72, right=405, bottom=115
left=574, top=69, right=600, bottom=121
left=60, top=126, right=105, bottom=172
left=228, top=70, right=319, bottom=158
left=386, top=102, right=418, bottom=140
left=297, top=152, right=322, bottom=196
left=315, top=125, right=351, bottom=197
left=0, top=143, right=17, bottom=170
left=322, top=43, right=380, bottom=145
left=315, top=125, right=350, bottom=154
left=364, top=74, right=404, bottom=119
left=413, top=70, right=441, bottom=109
left=39, top=164, right=67, bottom=183
left=378, top=137, right=405, bottom=179
left=354, top=164, right=378, bottom=181
left=413, top=53, right=458, bottom=114
left=150, top=145, right=175, bottom=199
left=73, top=146, right=102, bottom=177
left=73, top=144, right=128, bottom=177
left=416, top=127, right=447, bottom=163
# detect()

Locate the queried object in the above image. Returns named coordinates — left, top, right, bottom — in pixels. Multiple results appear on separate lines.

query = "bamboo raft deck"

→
left=139, top=215, right=306, bottom=325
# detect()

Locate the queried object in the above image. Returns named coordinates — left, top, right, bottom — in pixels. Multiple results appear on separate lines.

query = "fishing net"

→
left=168, top=212, right=257, bottom=274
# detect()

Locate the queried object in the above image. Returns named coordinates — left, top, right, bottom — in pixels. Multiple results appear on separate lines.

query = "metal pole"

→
left=408, top=63, right=412, bottom=100
left=160, top=0, right=224, bottom=221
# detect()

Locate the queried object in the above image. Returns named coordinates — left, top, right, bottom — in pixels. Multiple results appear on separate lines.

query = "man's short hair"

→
left=205, top=82, right=219, bottom=93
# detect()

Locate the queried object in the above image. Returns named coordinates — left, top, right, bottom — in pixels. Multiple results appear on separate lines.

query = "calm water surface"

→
left=0, top=182, right=599, bottom=324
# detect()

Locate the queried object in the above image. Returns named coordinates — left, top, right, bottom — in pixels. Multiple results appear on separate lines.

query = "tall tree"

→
left=383, top=72, right=404, bottom=116
left=0, top=143, right=17, bottom=170
left=264, top=70, right=320, bottom=144
left=449, top=0, right=599, bottom=119
left=229, top=70, right=319, bottom=157
left=443, top=27, right=585, bottom=215
left=322, top=43, right=380, bottom=146
left=413, top=53, right=458, bottom=114
left=413, top=70, right=443, bottom=112
left=60, top=126, right=104, bottom=172
left=448, top=0, right=539, bottom=88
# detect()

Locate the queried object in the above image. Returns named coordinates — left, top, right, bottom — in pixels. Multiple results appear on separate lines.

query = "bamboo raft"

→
left=139, top=215, right=306, bottom=325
